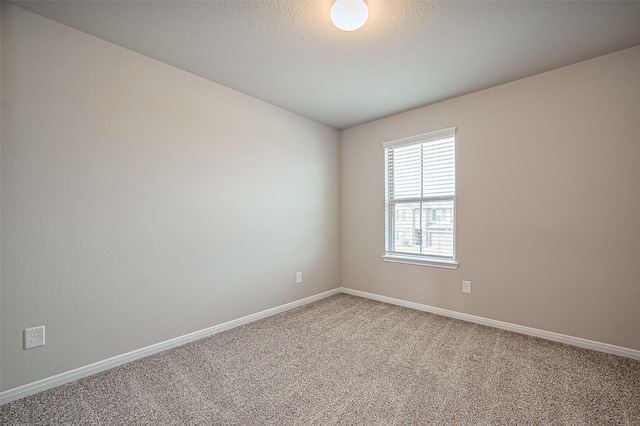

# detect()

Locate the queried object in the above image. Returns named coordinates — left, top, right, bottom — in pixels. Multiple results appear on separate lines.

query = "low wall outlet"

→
left=24, top=326, right=46, bottom=350
left=462, top=281, right=472, bottom=294
left=296, top=272, right=303, bottom=283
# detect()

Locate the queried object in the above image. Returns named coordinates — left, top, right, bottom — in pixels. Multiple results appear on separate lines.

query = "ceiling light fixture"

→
left=330, top=0, right=369, bottom=32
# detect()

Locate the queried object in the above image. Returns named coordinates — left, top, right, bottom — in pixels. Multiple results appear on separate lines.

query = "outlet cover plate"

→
left=462, top=281, right=472, bottom=294
left=24, top=326, right=46, bottom=350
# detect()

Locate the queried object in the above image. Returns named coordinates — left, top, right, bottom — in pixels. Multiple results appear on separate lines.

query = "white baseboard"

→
left=339, top=287, right=640, bottom=361
left=4, top=286, right=638, bottom=405
left=0, top=288, right=340, bottom=405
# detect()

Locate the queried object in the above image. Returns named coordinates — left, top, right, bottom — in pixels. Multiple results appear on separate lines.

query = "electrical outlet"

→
left=296, top=272, right=303, bottom=284
left=462, top=281, right=471, bottom=294
left=24, top=326, right=46, bottom=350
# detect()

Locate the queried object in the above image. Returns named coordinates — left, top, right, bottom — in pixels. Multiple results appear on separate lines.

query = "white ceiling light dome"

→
left=330, top=0, right=369, bottom=32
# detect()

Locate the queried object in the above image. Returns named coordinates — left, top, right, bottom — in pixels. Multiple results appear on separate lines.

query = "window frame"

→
left=381, top=127, right=459, bottom=269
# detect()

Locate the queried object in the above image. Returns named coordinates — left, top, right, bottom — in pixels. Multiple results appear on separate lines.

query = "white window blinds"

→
left=383, top=127, right=456, bottom=264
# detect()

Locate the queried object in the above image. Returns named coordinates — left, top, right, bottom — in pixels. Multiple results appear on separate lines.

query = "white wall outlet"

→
left=462, top=280, right=472, bottom=294
left=296, top=272, right=303, bottom=284
left=24, top=326, right=46, bottom=350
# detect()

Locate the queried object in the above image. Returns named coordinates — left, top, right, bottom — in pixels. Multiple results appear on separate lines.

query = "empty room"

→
left=1, top=1, right=639, bottom=424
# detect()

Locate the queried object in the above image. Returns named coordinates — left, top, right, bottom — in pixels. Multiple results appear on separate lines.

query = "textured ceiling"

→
left=9, top=0, right=640, bottom=129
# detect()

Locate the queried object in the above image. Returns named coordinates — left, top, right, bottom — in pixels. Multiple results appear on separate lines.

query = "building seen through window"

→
left=393, top=202, right=454, bottom=256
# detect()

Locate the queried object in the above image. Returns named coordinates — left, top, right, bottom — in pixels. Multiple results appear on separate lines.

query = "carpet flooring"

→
left=2, top=294, right=640, bottom=425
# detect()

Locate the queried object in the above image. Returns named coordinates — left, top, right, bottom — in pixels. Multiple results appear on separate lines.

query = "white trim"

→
left=5, top=286, right=638, bottom=405
left=382, top=127, right=456, bottom=149
left=0, top=288, right=340, bottom=405
left=339, top=287, right=640, bottom=361
left=382, top=254, right=459, bottom=269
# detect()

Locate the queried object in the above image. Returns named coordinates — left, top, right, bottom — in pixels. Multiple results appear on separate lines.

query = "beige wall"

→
left=341, top=45, right=640, bottom=351
left=1, top=5, right=339, bottom=391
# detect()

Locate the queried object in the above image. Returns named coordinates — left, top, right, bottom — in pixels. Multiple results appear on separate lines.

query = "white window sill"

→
left=381, top=254, right=459, bottom=269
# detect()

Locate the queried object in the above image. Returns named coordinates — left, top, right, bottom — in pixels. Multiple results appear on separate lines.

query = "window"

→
left=382, top=127, right=458, bottom=269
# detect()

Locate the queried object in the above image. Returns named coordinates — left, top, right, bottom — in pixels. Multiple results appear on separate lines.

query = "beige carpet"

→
left=2, top=294, right=639, bottom=425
